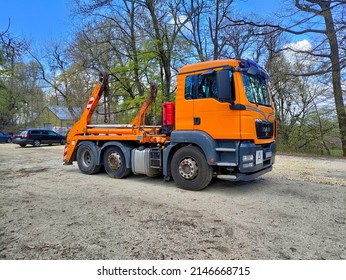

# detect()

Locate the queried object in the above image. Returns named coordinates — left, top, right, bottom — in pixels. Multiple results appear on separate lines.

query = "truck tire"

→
left=103, top=146, right=131, bottom=179
left=76, top=142, right=101, bottom=175
left=171, top=146, right=213, bottom=191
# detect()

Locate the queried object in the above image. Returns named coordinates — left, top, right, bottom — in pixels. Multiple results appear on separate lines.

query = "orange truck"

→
left=63, top=59, right=276, bottom=190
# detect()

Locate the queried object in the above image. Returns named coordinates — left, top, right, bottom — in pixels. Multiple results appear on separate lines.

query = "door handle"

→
left=194, top=117, right=201, bottom=125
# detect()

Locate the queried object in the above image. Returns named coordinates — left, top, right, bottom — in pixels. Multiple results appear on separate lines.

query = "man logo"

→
left=263, top=126, right=270, bottom=137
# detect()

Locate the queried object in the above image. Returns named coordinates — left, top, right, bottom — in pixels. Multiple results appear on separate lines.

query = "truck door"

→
left=192, top=70, right=241, bottom=140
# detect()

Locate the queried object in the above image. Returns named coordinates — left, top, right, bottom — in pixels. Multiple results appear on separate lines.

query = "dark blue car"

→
left=0, top=131, right=12, bottom=143
left=13, top=129, right=66, bottom=147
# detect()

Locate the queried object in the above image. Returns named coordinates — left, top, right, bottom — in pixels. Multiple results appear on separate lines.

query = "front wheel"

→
left=76, top=142, right=101, bottom=174
left=171, top=146, right=213, bottom=191
left=103, top=146, right=131, bottom=179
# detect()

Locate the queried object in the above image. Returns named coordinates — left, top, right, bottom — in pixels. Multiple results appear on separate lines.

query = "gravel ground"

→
left=0, top=144, right=345, bottom=260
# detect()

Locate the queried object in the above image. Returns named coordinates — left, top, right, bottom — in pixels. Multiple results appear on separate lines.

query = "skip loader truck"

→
left=63, top=59, right=276, bottom=191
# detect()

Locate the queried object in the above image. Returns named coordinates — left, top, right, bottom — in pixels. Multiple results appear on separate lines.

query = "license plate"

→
left=256, top=150, right=263, bottom=165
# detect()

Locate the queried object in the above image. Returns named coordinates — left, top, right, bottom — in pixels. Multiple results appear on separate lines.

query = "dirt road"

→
left=0, top=144, right=345, bottom=260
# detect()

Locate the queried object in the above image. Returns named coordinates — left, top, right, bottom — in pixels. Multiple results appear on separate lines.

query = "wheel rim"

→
left=178, top=158, right=198, bottom=180
left=82, top=150, right=92, bottom=167
left=108, top=152, right=122, bottom=170
left=34, top=140, right=40, bottom=146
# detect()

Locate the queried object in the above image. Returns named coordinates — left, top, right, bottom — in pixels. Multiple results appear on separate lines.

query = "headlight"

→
left=243, top=155, right=254, bottom=162
left=243, top=162, right=254, bottom=168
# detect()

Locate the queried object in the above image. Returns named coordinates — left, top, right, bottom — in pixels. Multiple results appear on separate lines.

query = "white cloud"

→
left=283, top=39, right=315, bottom=66
left=285, top=39, right=313, bottom=52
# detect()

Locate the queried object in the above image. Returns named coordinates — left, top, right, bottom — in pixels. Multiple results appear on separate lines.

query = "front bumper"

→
left=217, top=166, right=272, bottom=181
left=238, top=141, right=276, bottom=174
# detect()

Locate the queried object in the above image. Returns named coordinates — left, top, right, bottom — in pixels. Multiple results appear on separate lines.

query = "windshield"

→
left=242, top=73, right=271, bottom=106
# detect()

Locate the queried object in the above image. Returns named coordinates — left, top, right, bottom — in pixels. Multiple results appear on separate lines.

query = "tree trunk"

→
left=145, top=0, right=171, bottom=99
left=321, top=2, right=346, bottom=156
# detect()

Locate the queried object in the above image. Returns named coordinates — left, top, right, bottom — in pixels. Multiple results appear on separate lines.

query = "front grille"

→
left=256, top=120, right=274, bottom=139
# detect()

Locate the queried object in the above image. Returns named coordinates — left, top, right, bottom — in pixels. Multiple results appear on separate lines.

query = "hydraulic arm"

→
left=65, top=72, right=108, bottom=144
left=130, top=84, right=158, bottom=127
left=64, top=73, right=166, bottom=165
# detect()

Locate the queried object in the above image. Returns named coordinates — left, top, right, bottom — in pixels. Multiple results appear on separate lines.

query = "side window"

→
left=197, top=73, right=218, bottom=99
left=31, top=130, right=39, bottom=135
left=41, top=130, right=49, bottom=135
left=184, top=72, right=218, bottom=100
left=48, top=131, right=56, bottom=136
left=185, top=75, right=194, bottom=99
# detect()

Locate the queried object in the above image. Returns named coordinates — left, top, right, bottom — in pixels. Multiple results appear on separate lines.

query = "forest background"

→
left=0, top=0, right=345, bottom=156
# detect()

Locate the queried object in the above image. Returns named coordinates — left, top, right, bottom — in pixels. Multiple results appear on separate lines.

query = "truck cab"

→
left=165, top=59, right=276, bottom=183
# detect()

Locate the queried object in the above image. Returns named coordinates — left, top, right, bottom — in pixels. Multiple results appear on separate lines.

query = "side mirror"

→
left=216, top=70, right=232, bottom=102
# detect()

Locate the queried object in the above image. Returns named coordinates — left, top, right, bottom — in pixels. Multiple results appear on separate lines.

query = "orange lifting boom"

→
left=131, top=84, right=158, bottom=127
left=64, top=73, right=167, bottom=164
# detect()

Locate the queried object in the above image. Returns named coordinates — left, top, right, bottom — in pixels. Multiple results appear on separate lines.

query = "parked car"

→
left=0, top=131, right=12, bottom=143
left=12, top=129, right=66, bottom=147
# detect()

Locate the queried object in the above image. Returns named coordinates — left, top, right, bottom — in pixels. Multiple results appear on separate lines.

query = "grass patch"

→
left=329, top=149, right=343, bottom=157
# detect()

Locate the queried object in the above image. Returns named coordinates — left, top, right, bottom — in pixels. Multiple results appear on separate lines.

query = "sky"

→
left=1, top=0, right=72, bottom=44
left=1, top=0, right=283, bottom=45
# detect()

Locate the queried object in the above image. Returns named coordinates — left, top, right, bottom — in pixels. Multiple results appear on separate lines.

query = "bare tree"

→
left=179, top=0, right=236, bottom=61
left=230, top=0, right=346, bottom=156
left=0, top=23, right=31, bottom=129
left=138, top=0, right=193, bottom=99
left=73, top=0, right=148, bottom=97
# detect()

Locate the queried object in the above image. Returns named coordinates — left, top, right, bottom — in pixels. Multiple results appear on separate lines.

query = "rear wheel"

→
left=76, top=142, right=101, bottom=174
left=33, top=139, right=41, bottom=147
left=171, top=146, right=213, bottom=191
left=103, top=146, right=131, bottom=179
left=20, top=144, right=26, bottom=148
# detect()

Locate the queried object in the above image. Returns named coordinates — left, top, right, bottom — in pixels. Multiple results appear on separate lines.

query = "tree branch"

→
left=227, top=18, right=326, bottom=35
